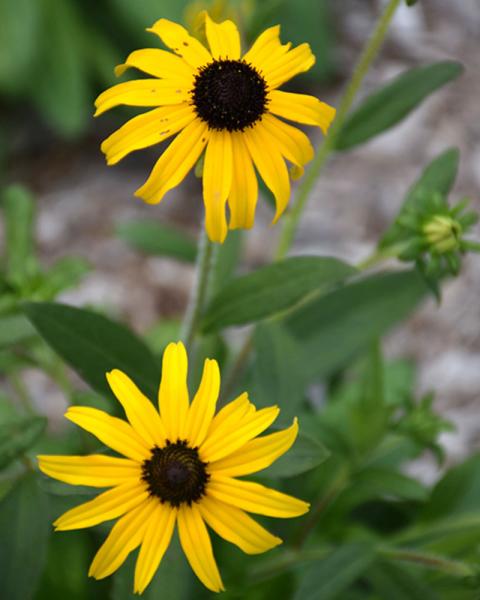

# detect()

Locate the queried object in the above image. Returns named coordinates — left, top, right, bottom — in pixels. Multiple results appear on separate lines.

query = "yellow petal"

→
left=135, top=118, right=209, bottom=205
left=106, top=369, right=166, bottom=448
left=243, top=26, right=290, bottom=76
left=115, top=48, right=194, bottom=82
left=94, top=79, right=190, bottom=117
left=89, top=498, right=156, bottom=580
left=158, top=342, right=189, bottom=441
left=264, top=43, right=315, bottom=89
left=54, top=480, right=149, bottom=531
left=202, top=392, right=250, bottom=443
left=269, top=90, right=336, bottom=134
left=65, top=406, right=150, bottom=462
left=200, top=405, right=279, bottom=463
left=203, top=130, right=233, bottom=243
left=204, top=13, right=241, bottom=60
left=208, top=476, right=310, bottom=518
left=177, top=504, right=224, bottom=592
left=243, top=122, right=290, bottom=223
left=199, top=496, right=282, bottom=554
left=228, top=132, right=258, bottom=230
left=134, top=504, right=177, bottom=594
left=185, top=359, right=220, bottom=448
left=101, top=104, right=196, bottom=166
left=37, top=454, right=141, bottom=487
left=209, top=418, right=298, bottom=477
left=148, top=18, right=212, bottom=70
left=261, top=114, right=314, bottom=169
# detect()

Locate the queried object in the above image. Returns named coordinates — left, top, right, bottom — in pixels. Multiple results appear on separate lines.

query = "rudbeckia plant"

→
left=2, top=2, right=480, bottom=600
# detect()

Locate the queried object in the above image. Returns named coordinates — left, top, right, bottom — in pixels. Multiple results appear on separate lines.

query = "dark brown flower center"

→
left=141, top=440, right=209, bottom=507
left=191, top=59, right=268, bottom=131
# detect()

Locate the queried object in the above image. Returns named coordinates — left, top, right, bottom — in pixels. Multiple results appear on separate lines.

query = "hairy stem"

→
left=379, top=547, right=475, bottom=577
left=181, top=227, right=216, bottom=348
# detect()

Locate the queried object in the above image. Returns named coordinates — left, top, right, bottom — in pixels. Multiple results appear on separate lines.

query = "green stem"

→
left=379, top=547, right=475, bottom=578
left=275, top=0, right=402, bottom=260
left=181, top=227, right=216, bottom=348
left=9, top=372, right=35, bottom=415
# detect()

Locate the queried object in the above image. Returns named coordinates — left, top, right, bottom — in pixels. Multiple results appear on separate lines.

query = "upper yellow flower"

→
left=38, top=342, right=308, bottom=593
left=95, top=13, right=335, bottom=243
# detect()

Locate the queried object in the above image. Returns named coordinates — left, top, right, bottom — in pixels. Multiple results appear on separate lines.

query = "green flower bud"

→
left=422, top=215, right=462, bottom=254
left=380, top=189, right=479, bottom=286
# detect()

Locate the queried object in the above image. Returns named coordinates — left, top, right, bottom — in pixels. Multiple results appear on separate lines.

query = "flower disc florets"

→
left=192, top=59, right=268, bottom=131
left=142, top=440, right=209, bottom=506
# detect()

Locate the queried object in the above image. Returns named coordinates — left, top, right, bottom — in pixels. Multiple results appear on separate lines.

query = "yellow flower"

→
left=38, top=342, right=308, bottom=593
left=95, top=13, right=335, bottom=243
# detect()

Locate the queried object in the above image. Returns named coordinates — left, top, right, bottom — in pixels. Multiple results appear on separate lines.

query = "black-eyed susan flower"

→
left=95, top=14, right=335, bottom=243
left=38, top=342, right=308, bottom=593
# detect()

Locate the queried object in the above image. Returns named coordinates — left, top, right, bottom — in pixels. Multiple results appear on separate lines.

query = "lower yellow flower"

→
left=38, top=342, right=308, bottom=593
left=95, top=13, right=336, bottom=243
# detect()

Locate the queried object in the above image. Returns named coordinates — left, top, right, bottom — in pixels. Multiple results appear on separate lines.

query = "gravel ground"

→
left=4, top=0, right=480, bottom=476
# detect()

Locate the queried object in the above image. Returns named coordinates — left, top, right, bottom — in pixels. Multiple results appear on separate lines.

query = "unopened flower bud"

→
left=422, top=215, right=462, bottom=254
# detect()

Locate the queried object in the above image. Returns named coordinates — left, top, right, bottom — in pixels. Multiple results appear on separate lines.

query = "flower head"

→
left=38, top=342, right=308, bottom=593
left=95, top=14, right=335, bottom=242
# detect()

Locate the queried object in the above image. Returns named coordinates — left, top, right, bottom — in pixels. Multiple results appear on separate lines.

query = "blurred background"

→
left=1, top=0, right=479, bottom=480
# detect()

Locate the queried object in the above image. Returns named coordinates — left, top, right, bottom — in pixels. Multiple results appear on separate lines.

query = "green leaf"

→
left=252, top=322, right=305, bottom=420
left=112, top=532, right=192, bottom=599
left=368, top=561, right=441, bottom=600
left=381, top=148, right=460, bottom=248
left=202, top=256, right=356, bottom=332
left=33, top=0, right=90, bottom=137
left=0, top=472, right=50, bottom=600
left=355, top=467, right=428, bottom=502
left=294, top=543, right=376, bottom=600
left=349, top=341, right=389, bottom=454
left=284, top=270, right=428, bottom=383
left=0, top=0, right=40, bottom=93
left=0, top=415, right=47, bottom=469
left=421, top=454, right=480, bottom=522
left=265, top=430, right=329, bottom=478
left=0, top=313, right=37, bottom=348
left=116, top=220, right=197, bottom=263
left=336, top=62, right=463, bottom=151
left=24, top=302, right=159, bottom=399
left=2, top=184, right=38, bottom=288
left=404, top=147, right=460, bottom=203
left=35, top=531, right=95, bottom=600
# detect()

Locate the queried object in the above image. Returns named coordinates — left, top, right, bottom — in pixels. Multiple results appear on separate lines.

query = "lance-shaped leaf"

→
left=284, top=270, right=428, bottom=383
left=0, top=473, right=50, bottom=600
left=335, top=62, right=463, bottom=151
left=380, top=148, right=460, bottom=248
left=24, top=302, right=159, bottom=399
left=202, top=256, right=356, bottom=332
